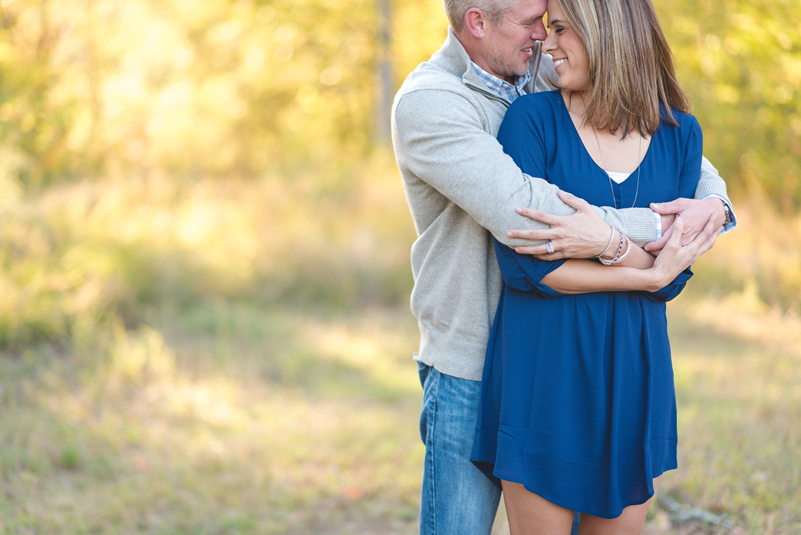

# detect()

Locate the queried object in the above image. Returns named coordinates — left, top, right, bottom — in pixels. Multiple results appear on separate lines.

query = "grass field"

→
left=1, top=162, right=799, bottom=534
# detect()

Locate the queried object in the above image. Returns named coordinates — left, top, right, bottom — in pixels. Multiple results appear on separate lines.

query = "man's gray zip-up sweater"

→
left=391, top=29, right=730, bottom=381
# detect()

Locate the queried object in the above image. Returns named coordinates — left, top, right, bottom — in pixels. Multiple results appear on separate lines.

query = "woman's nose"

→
left=542, top=30, right=556, bottom=53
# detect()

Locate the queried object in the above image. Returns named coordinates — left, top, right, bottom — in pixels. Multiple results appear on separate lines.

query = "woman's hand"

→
left=648, top=215, right=721, bottom=290
left=509, top=191, right=612, bottom=259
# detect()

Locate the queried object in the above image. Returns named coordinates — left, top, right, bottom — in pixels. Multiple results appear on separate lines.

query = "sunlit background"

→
left=0, top=0, right=799, bottom=533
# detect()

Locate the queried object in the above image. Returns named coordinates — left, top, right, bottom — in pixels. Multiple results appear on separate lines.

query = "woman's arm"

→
left=538, top=225, right=656, bottom=293
left=541, top=216, right=718, bottom=294
left=542, top=260, right=665, bottom=294
left=497, top=221, right=658, bottom=295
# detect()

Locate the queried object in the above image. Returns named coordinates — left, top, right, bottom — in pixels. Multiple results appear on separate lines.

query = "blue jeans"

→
left=418, top=362, right=501, bottom=535
left=417, top=362, right=580, bottom=535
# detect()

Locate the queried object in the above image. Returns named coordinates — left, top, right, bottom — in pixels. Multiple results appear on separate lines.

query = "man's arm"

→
left=695, top=156, right=735, bottom=220
left=392, top=87, right=657, bottom=256
left=644, top=157, right=737, bottom=254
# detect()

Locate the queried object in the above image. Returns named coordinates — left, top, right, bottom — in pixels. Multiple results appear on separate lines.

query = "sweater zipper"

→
left=464, top=82, right=511, bottom=108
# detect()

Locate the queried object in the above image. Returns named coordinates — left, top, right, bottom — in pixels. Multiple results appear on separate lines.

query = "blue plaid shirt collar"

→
left=470, top=61, right=531, bottom=103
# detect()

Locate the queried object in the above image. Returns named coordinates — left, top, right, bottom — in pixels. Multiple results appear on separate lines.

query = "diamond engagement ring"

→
left=546, top=241, right=555, bottom=254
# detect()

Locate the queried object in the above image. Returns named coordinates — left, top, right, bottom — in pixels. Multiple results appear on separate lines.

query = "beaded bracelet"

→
left=617, top=235, right=632, bottom=263
left=599, top=229, right=624, bottom=265
left=599, top=229, right=632, bottom=265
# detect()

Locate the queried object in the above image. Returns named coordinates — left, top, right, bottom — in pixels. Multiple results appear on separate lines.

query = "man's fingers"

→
left=652, top=215, right=685, bottom=253
left=649, top=201, right=679, bottom=215
left=644, top=225, right=673, bottom=253
left=686, top=215, right=717, bottom=245
left=515, top=206, right=562, bottom=227
left=650, top=198, right=691, bottom=216
left=558, top=190, right=592, bottom=212
left=700, top=214, right=718, bottom=239
left=644, top=234, right=668, bottom=253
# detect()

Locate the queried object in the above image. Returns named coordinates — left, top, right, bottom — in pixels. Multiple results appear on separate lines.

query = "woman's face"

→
left=543, top=0, right=591, bottom=92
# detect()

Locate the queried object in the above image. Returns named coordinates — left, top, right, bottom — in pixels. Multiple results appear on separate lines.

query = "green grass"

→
left=1, top=164, right=800, bottom=533
left=663, top=293, right=801, bottom=533
left=0, top=303, right=424, bottom=534
left=1, top=294, right=799, bottom=534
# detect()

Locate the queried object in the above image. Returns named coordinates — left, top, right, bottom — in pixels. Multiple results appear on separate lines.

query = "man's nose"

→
left=531, top=20, right=547, bottom=41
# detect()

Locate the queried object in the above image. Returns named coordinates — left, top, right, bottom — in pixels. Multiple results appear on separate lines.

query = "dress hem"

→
left=487, top=462, right=677, bottom=519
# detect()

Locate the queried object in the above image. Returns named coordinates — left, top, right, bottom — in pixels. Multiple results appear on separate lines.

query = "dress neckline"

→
left=555, top=91, right=654, bottom=182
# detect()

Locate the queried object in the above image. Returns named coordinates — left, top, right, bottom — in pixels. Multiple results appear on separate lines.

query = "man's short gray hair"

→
left=443, top=0, right=519, bottom=33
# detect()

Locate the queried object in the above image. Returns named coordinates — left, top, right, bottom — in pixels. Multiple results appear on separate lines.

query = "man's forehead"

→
left=507, top=0, right=548, bottom=19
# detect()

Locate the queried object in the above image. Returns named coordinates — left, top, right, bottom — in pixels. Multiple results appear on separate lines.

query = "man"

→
left=390, top=0, right=736, bottom=533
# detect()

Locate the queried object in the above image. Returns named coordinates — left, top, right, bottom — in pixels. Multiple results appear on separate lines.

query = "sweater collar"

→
left=430, top=29, right=497, bottom=91
left=431, top=28, right=535, bottom=103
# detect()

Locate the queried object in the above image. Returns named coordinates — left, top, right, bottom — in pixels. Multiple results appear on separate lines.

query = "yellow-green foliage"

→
left=0, top=0, right=389, bottom=180
left=2, top=151, right=799, bottom=351
left=659, top=0, right=801, bottom=209
left=691, top=198, right=801, bottom=313
left=0, top=154, right=415, bottom=349
left=1, top=0, right=799, bottom=206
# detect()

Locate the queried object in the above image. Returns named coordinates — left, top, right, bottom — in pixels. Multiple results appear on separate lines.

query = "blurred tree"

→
left=657, top=0, right=801, bottom=210
left=0, top=0, right=798, bottom=208
left=0, top=0, right=386, bottom=182
left=374, top=0, right=392, bottom=145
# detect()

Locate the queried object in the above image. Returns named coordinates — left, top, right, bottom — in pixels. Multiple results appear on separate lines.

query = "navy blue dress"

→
left=471, top=90, right=702, bottom=518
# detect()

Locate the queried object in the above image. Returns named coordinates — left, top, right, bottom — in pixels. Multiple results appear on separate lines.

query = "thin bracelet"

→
left=599, top=229, right=625, bottom=266
left=599, top=230, right=632, bottom=265
left=597, top=226, right=616, bottom=260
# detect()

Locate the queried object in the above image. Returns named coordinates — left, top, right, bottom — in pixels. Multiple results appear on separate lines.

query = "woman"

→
left=470, top=0, right=718, bottom=533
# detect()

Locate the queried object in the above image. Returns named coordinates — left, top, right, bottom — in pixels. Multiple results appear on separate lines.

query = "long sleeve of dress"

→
left=640, top=115, right=704, bottom=303
left=494, top=238, right=566, bottom=298
left=493, top=98, right=567, bottom=298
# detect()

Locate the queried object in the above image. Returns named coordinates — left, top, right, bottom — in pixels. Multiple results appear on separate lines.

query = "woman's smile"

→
left=543, top=0, right=591, bottom=91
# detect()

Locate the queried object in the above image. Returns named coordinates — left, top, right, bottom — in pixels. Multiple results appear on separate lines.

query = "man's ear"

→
left=464, top=7, right=489, bottom=39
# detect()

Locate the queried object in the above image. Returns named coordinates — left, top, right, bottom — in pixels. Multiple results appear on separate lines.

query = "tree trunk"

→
left=374, top=0, right=392, bottom=146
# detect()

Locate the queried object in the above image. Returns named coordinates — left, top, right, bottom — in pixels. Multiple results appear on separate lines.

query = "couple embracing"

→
left=391, top=0, right=736, bottom=533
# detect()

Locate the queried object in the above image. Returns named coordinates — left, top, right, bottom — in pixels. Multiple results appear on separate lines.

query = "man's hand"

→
left=644, top=197, right=726, bottom=255
left=507, top=190, right=611, bottom=259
